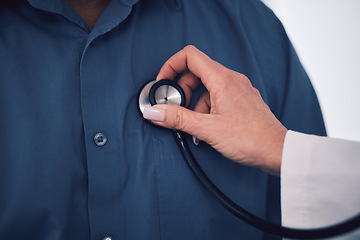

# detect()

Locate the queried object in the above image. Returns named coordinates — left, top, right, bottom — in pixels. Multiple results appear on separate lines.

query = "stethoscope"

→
left=139, top=79, right=360, bottom=239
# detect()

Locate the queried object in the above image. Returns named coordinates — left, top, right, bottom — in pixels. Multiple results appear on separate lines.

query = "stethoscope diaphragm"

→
left=138, top=79, right=186, bottom=115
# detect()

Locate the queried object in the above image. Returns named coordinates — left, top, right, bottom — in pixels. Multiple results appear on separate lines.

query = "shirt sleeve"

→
left=281, top=130, right=360, bottom=240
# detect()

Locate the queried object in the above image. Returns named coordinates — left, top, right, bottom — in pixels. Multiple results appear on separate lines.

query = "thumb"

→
left=143, top=104, right=208, bottom=137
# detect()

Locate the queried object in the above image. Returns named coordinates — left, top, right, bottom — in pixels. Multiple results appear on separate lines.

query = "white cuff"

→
left=280, top=131, right=360, bottom=239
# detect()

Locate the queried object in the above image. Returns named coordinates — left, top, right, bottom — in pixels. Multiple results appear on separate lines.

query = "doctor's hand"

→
left=143, top=45, right=287, bottom=175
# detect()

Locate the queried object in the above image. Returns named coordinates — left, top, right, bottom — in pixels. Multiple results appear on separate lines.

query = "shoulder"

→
left=181, top=0, right=285, bottom=37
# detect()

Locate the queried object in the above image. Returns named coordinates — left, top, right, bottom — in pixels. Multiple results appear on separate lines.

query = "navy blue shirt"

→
left=0, top=0, right=326, bottom=239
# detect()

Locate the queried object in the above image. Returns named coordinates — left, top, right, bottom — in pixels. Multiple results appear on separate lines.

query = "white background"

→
left=262, top=0, right=360, bottom=141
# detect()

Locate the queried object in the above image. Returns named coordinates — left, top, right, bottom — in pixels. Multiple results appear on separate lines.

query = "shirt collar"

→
left=122, top=0, right=140, bottom=5
left=26, top=0, right=140, bottom=14
left=26, top=0, right=141, bottom=34
left=27, top=0, right=64, bottom=14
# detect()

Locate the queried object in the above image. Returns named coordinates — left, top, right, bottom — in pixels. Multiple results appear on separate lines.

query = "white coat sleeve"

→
left=281, top=130, right=360, bottom=240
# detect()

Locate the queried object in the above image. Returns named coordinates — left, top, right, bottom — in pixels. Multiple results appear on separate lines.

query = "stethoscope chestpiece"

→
left=138, top=79, right=186, bottom=115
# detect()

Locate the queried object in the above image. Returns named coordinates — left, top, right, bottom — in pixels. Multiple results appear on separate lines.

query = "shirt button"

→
left=94, top=132, right=107, bottom=147
left=103, top=237, right=112, bottom=240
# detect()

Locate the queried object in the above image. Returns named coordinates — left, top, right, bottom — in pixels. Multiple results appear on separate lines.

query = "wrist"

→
left=259, top=127, right=287, bottom=176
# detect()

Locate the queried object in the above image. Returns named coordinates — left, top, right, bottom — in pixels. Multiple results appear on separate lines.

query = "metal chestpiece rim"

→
left=138, top=79, right=186, bottom=115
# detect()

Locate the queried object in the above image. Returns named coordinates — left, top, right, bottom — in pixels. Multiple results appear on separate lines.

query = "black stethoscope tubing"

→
left=173, top=129, right=360, bottom=239
left=140, top=79, right=360, bottom=239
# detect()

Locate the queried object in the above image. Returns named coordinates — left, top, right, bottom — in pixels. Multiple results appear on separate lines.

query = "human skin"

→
left=143, top=45, right=288, bottom=176
left=63, top=0, right=110, bottom=29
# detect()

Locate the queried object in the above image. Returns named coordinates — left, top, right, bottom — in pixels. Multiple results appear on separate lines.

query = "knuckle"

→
left=184, top=45, right=196, bottom=53
left=252, top=87, right=261, bottom=96
left=184, top=45, right=201, bottom=58
left=241, top=75, right=253, bottom=87
left=173, top=108, right=185, bottom=130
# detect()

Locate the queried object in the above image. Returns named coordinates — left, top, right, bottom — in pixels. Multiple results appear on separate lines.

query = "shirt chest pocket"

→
left=151, top=131, right=269, bottom=240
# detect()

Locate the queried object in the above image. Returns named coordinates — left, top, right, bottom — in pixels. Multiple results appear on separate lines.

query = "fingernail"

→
left=143, top=106, right=165, bottom=121
left=192, top=136, right=200, bottom=146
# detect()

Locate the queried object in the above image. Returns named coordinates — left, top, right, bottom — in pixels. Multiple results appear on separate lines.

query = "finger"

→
left=177, top=70, right=201, bottom=107
left=193, top=94, right=211, bottom=145
left=156, top=45, right=226, bottom=92
left=143, top=104, right=211, bottom=138
left=194, top=92, right=211, bottom=114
